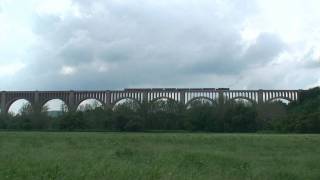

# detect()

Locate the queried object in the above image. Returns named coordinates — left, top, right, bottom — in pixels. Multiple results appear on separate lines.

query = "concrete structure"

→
left=0, top=88, right=303, bottom=114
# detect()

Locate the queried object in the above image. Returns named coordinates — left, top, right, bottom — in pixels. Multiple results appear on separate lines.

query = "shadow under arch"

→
left=41, top=99, right=69, bottom=113
left=228, top=96, right=255, bottom=105
left=7, top=98, right=33, bottom=115
left=112, top=97, right=141, bottom=111
left=76, top=98, right=105, bottom=111
left=186, top=96, right=217, bottom=108
left=267, top=97, right=292, bottom=104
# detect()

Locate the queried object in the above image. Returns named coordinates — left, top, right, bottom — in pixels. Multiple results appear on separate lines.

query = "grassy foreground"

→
left=0, top=132, right=319, bottom=180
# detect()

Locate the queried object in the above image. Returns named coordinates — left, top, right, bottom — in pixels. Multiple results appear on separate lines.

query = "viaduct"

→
left=0, top=88, right=303, bottom=115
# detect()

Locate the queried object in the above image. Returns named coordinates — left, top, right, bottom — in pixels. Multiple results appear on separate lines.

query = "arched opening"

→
left=148, top=97, right=182, bottom=130
left=186, top=97, right=216, bottom=109
left=151, top=97, right=180, bottom=112
left=42, top=99, right=68, bottom=117
left=8, top=99, right=33, bottom=116
left=77, top=99, right=104, bottom=111
left=113, top=98, right=140, bottom=111
left=268, top=98, right=291, bottom=105
left=229, top=98, right=254, bottom=106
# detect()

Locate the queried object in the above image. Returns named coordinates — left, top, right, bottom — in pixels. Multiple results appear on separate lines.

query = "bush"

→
left=223, top=103, right=257, bottom=132
left=124, top=116, right=144, bottom=131
left=59, top=112, right=87, bottom=130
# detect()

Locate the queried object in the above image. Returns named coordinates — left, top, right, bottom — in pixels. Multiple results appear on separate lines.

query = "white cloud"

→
left=35, top=0, right=77, bottom=17
left=60, top=66, right=76, bottom=75
left=0, top=62, right=26, bottom=77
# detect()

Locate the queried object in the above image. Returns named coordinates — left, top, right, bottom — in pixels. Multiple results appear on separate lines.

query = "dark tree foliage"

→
left=1, top=87, right=320, bottom=133
left=185, top=102, right=218, bottom=131
left=273, top=87, right=320, bottom=133
left=222, top=103, right=257, bottom=132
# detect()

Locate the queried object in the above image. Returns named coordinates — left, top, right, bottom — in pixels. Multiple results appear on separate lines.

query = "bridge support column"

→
left=33, top=91, right=41, bottom=113
left=105, top=91, right=111, bottom=110
left=142, top=91, right=148, bottom=103
left=258, top=90, right=263, bottom=104
left=218, top=91, right=224, bottom=105
left=297, top=89, right=303, bottom=102
left=180, top=91, right=185, bottom=105
left=1, top=91, right=6, bottom=116
left=68, top=91, right=76, bottom=112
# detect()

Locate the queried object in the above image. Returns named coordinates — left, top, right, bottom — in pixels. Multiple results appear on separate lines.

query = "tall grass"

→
left=0, top=132, right=319, bottom=179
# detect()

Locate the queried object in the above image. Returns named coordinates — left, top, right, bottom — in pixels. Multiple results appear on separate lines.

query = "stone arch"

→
left=6, top=98, right=33, bottom=115
left=41, top=99, right=69, bottom=113
left=267, top=97, right=292, bottom=104
left=113, top=97, right=141, bottom=106
left=150, top=97, right=181, bottom=112
left=76, top=98, right=105, bottom=111
left=228, top=96, right=255, bottom=105
left=186, top=96, right=217, bottom=107
left=112, top=97, right=141, bottom=111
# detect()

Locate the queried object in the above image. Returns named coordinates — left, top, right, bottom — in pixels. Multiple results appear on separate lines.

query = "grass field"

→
left=0, top=132, right=319, bottom=180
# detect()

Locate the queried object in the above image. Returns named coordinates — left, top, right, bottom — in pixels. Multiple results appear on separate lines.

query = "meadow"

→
left=0, top=132, right=319, bottom=180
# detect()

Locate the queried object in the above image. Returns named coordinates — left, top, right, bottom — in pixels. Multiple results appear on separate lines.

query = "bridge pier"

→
left=1, top=91, right=6, bottom=116
left=218, top=90, right=224, bottom=105
left=180, top=91, right=185, bottom=105
left=258, top=90, right=263, bottom=104
left=105, top=91, right=112, bottom=110
left=297, top=89, right=303, bottom=103
left=33, top=91, right=41, bottom=113
left=142, top=91, right=148, bottom=103
left=68, top=91, right=76, bottom=112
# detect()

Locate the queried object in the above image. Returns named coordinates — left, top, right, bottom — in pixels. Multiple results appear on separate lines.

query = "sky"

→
left=1, top=0, right=320, bottom=91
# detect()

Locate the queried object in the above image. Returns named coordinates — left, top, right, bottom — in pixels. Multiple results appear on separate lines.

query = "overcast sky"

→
left=0, top=0, right=320, bottom=90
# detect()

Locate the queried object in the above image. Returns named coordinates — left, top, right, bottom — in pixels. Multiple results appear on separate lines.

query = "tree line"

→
left=0, top=87, right=319, bottom=133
